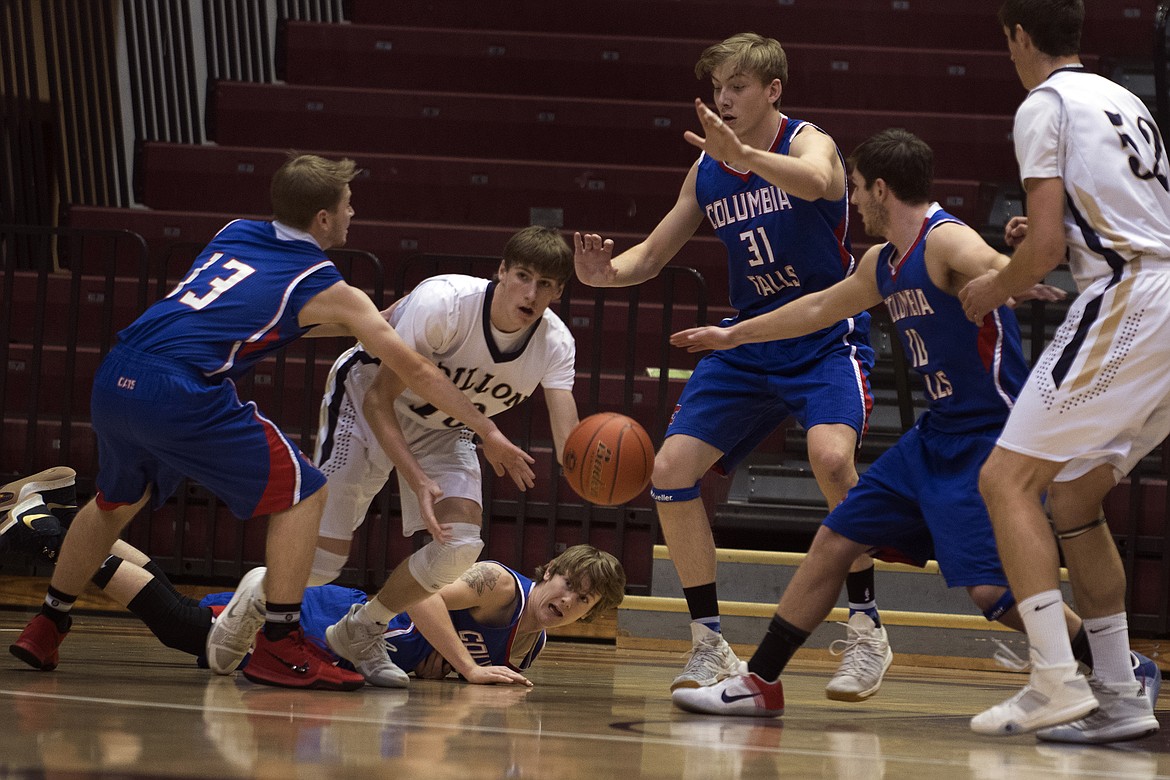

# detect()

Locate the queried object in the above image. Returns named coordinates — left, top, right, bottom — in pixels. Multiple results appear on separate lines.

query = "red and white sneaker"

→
left=671, top=670, right=785, bottom=717
left=10, top=613, right=71, bottom=671
left=242, top=628, right=364, bottom=691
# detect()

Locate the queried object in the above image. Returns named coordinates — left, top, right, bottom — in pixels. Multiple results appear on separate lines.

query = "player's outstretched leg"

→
left=970, top=650, right=1098, bottom=736
left=205, top=567, right=267, bottom=674
left=325, top=603, right=409, bottom=688
left=825, top=613, right=893, bottom=701
left=1035, top=652, right=1161, bottom=744
left=672, top=622, right=743, bottom=691
left=672, top=669, right=785, bottom=717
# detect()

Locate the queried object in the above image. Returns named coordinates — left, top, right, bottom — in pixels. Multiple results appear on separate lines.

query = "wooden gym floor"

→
left=1, top=612, right=1168, bottom=779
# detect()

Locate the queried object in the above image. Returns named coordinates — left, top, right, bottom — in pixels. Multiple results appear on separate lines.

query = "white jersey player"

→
left=960, top=0, right=1169, bottom=743
left=312, top=226, right=581, bottom=688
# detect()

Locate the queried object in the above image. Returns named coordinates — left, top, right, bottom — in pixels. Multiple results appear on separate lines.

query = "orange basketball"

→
left=562, top=412, right=655, bottom=506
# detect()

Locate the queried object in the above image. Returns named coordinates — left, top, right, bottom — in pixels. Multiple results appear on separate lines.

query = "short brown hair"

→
left=534, top=544, right=626, bottom=621
left=503, top=226, right=573, bottom=284
left=695, top=32, right=788, bottom=107
left=998, top=0, right=1083, bottom=57
left=848, top=129, right=933, bottom=204
left=270, top=153, right=358, bottom=230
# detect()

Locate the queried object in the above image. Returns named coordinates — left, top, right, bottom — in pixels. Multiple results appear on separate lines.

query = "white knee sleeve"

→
left=309, top=548, right=349, bottom=586
left=407, top=523, right=484, bottom=592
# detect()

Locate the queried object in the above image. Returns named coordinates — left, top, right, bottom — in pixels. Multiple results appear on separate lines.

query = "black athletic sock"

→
left=846, top=565, right=881, bottom=626
left=1071, top=625, right=1094, bottom=671
left=263, top=602, right=302, bottom=641
left=141, top=559, right=200, bottom=608
left=40, top=585, right=76, bottom=632
left=682, top=582, right=720, bottom=624
left=748, top=614, right=810, bottom=682
left=126, top=579, right=214, bottom=656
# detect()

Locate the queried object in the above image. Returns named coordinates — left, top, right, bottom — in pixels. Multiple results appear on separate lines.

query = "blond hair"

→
left=270, top=153, right=358, bottom=230
left=694, top=32, right=788, bottom=107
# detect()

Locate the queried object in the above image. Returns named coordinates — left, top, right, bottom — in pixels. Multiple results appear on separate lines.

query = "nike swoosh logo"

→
left=263, top=649, right=309, bottom=674
left=720, top=690, right=758, bottom=704
left=21, top=513, right=54, bottom=529
left=1087, top=627, right=1107, bottom=634
left=1032, top=601, right=1060, bottom=612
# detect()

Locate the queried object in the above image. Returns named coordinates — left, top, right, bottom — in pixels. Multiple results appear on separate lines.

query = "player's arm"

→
left=685, top=99, right=845, bottom=202
left=299, top=283, right=535, bottom=489
left=544, top=389, right=579, bottom=466
left=409, top=562, right=533, bottom=685
left=927, top=221, right=1067, bottom=305
left=671, top=246, right=883, bottom=352
left=960, top=176, right=1067, bottom=321
left=360, top=365, right=448, bottom=542
left=574, top=163, right=705, bottom=288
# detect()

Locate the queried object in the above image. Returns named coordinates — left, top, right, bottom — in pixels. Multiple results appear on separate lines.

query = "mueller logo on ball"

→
left=587, top=441, right=614, bottom=495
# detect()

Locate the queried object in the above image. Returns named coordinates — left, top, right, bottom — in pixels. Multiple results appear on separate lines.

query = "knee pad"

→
left=407, top=523, right=484, bottom=592
left=309, top=547, right=349, bottom=587
left=983, top=588, right=1016, bottom=622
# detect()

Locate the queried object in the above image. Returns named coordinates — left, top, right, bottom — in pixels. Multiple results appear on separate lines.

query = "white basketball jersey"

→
left=1014, top=68, right=1170, bottom=291
left=385, top=274, right=575, bottom=430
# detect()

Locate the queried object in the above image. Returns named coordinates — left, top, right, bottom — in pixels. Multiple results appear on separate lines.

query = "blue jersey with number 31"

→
left=695, top=117, right=856, bottom=324
left=116, top=220, right=344, bottom=380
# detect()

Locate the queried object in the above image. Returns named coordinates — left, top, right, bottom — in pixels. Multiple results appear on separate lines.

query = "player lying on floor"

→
left=2, top=497, right=623, bottom=686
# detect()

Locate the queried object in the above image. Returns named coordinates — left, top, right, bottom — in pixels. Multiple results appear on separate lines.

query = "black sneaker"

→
left=0, top=496, right=66, bottom=562
left=0, top=466, right=78, bottom=528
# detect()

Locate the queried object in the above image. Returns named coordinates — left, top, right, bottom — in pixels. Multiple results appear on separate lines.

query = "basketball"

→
left=562, top=413, right=654, bottom=506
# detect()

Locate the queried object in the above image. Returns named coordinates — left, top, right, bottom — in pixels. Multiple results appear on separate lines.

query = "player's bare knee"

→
left=808, top=448, right=856, bottom=490
left=407, top=523, right=484, bottom=592
left=807, top=526, right=865, bottom=564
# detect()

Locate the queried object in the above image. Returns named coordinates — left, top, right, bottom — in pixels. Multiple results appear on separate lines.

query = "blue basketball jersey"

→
left=874, top=206, right=1029, bottom=433
left=116, top=220, right=345, bottom=379
left=695, top=117, right=859, bottom=324
left=383, top=565, right=546, bottom=673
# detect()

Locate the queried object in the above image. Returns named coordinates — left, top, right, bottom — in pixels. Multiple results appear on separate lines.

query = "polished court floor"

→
left=1, top=612, right=1168, bottom=779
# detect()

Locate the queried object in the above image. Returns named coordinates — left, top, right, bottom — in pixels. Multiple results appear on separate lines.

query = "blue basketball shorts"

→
left=665, top=327, right=874, bottom=473
left=822, top=421, right=1007, bottom=588
left=91, top=344, right=326, bottom=519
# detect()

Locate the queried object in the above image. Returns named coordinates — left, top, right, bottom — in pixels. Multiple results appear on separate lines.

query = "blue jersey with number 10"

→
left=116, top=220, right=345, bottom=380
left=874, top=206, right=1029, bottom=433
left=696, top=117, right=857, bottom=324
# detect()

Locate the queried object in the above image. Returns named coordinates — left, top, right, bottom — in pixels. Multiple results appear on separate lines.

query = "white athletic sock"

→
left=1082, top=612, right=1133, bottom=684
left=1018, top=590, right=1075, bottom=666
left=360, top=596, right=396, bottom=626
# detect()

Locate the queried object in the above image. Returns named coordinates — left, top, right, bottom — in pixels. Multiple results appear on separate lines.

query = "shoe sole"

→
left=825, top=651, right=893, bottom=702
left=1037, top=721, right=1159, bottom=744
left=242, top=667, right=364, bottom=691
left=9, top=642, right=57, bottom=671
left=0, top=467, right=77, bottom=511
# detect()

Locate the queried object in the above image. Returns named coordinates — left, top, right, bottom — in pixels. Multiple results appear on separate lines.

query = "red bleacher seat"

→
left=348, top=0, right=1151, bottom=59
left=282, top=22, right=1078, bottom=116
left=208, top=81, right=1019, bottom=182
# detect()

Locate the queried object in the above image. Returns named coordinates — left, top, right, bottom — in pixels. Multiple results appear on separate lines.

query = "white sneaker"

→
left=670, top=622, right=742, bottom=691
left=671, top=670, right=785, bottom=717
left=970, top=660, right=1098, bottom=736
left=205, top=567, right=267, bottom=674
left=325, top=604, right=409, bottom=688
left=1035, top=673, right=1160, bottom=744
left=825, top=613, right=893, bottom=701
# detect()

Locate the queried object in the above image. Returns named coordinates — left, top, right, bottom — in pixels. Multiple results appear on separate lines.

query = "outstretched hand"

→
left=683, top=99, right=745, bottom=165
left=481, top=430, right=536, bottom=490
left=670, top=325, right=738, bottom=353
left=574, top=232, right=617, bottom=286
left=463, top=664, right=533, bottom=686
left=412, top=477, right=449, bottom=543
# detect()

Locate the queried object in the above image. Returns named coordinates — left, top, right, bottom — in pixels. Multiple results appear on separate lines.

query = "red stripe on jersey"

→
left=252, top=411, right=301, bottom=517
left=835, top=213, right=853, bottom=273
left=239, top=327, right=281, bottom=361
left=891, top=218, right=932, bottom=280
left=977, top=313, right=998, bottom=372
